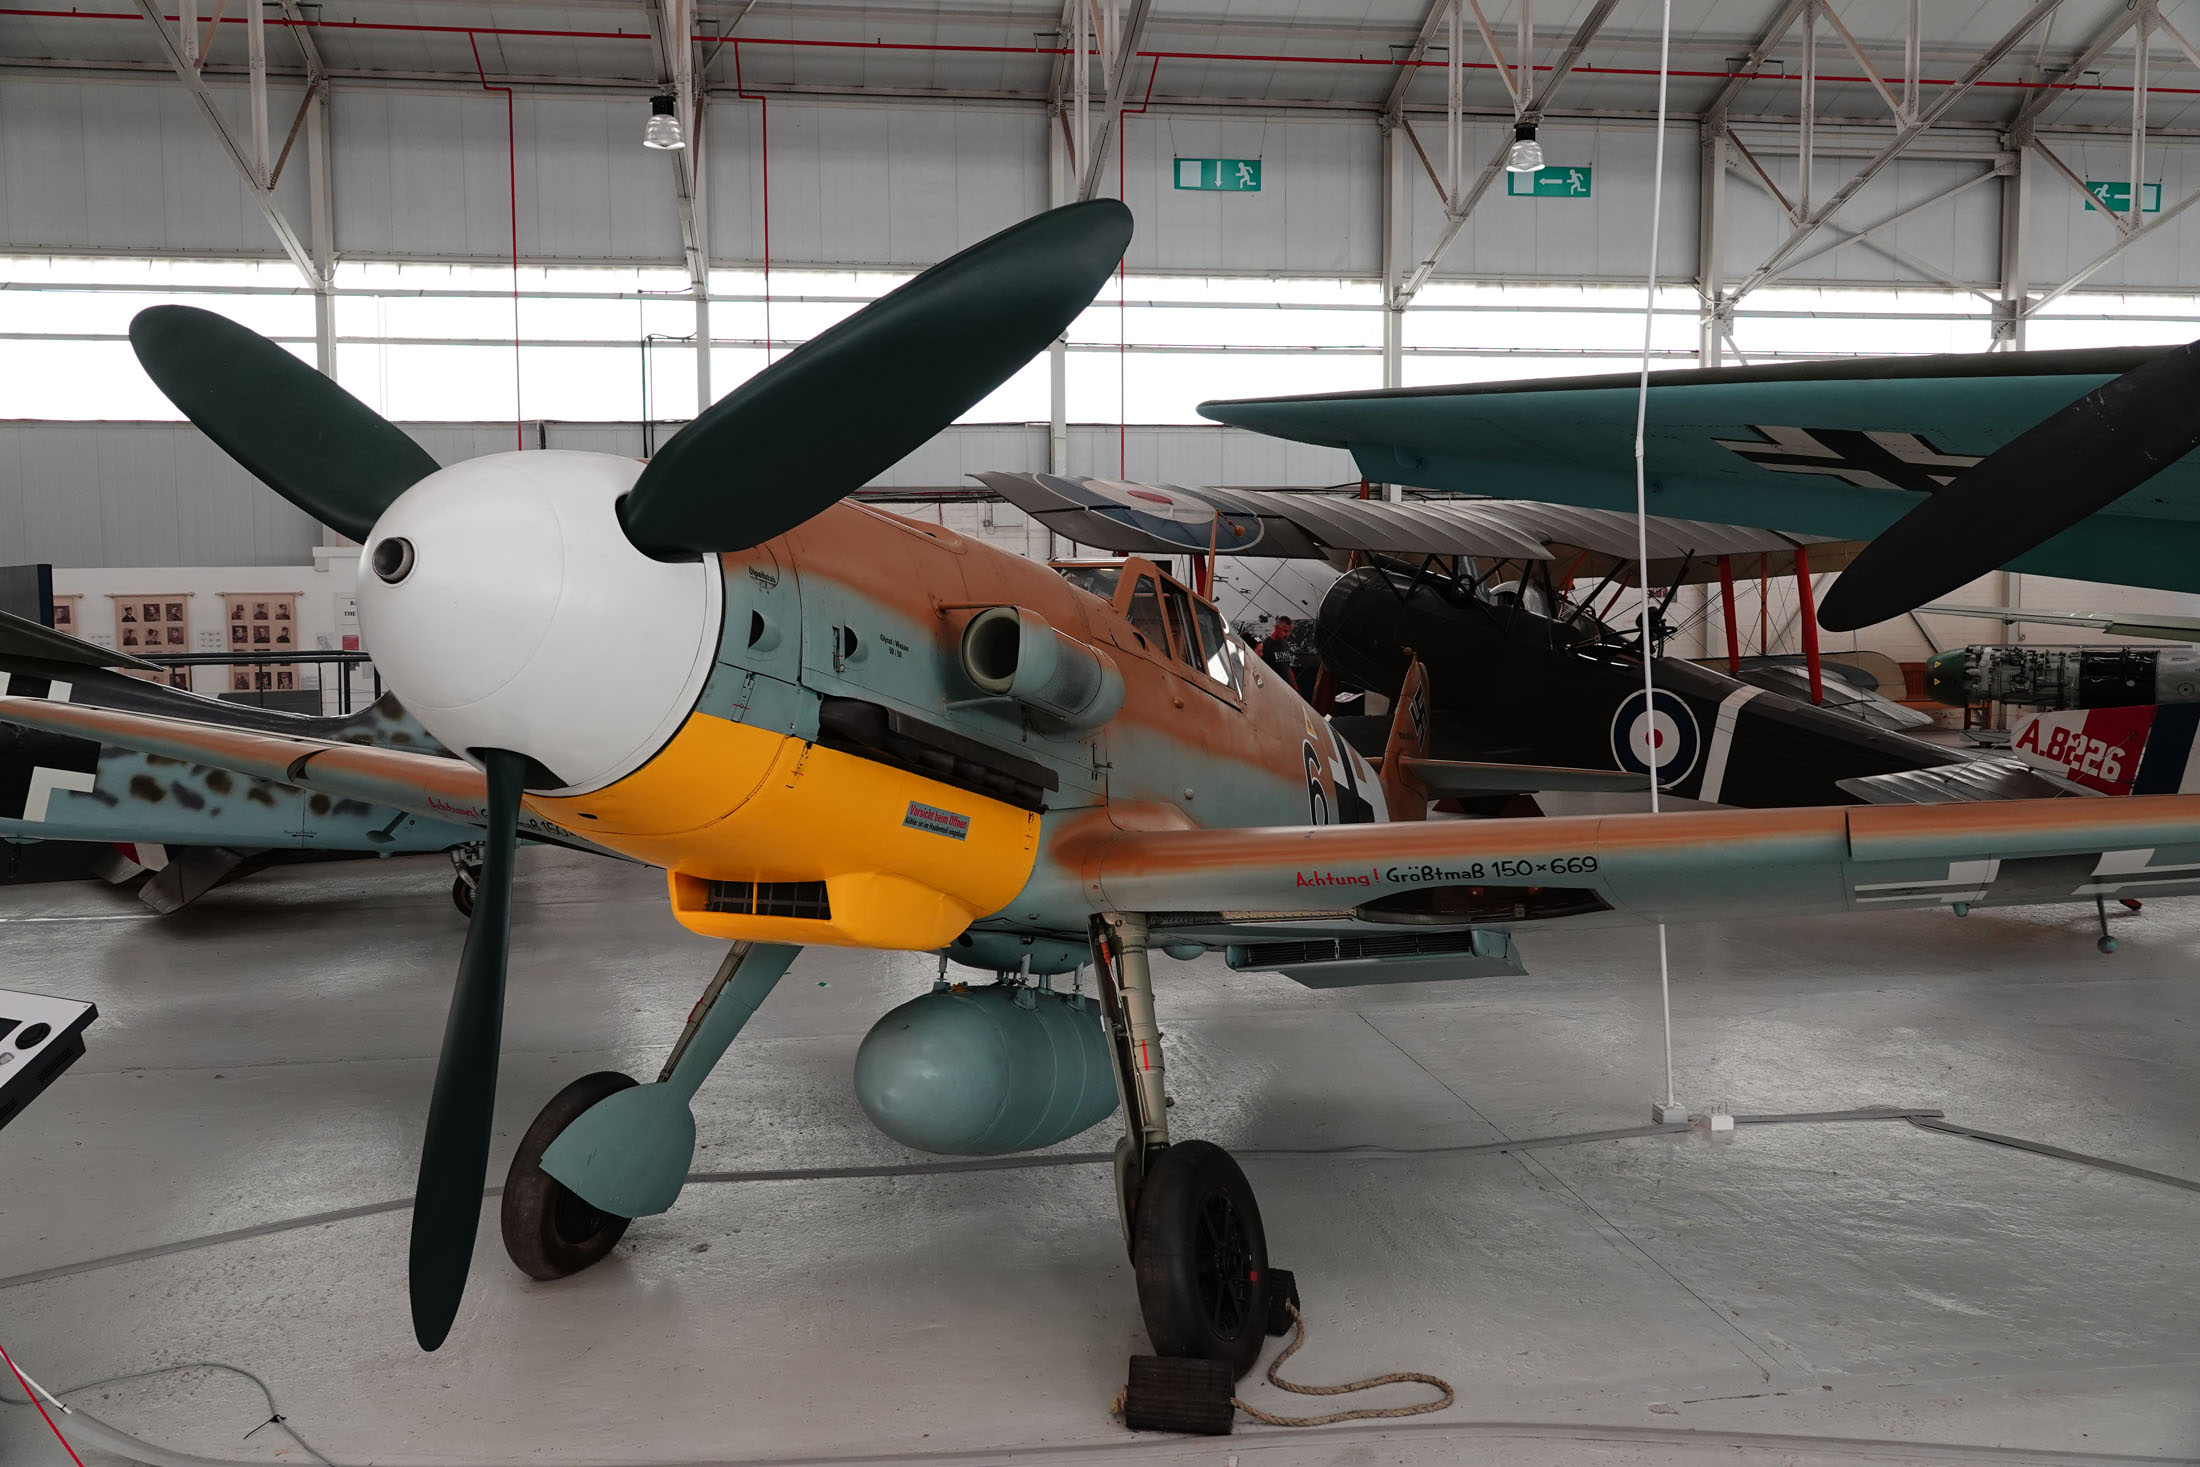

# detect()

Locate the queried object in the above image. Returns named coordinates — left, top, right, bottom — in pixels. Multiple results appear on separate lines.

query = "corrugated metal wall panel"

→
left=1715, top=151, right=2002, bottom=288
left=1399, top=120, right=1698, bottom=283
left=1123, top=116, right=1382, bottom=277
left=0, top=423, right=319, bottom=566
left=708, top=100, right=1045, bottom=269
left=9, top=73, right=2200, bottom=295
left=0, top=78, right=314, bottom=258
left=332, top=91, right=683, bottom=261
left=2022, top=139, right=2200, bottom=294
left=1, top=420, right=1350, bottom=567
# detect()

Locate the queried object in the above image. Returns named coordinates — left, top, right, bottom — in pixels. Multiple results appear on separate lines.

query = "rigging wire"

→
left=1631, top=0, right=1678, bottom=1115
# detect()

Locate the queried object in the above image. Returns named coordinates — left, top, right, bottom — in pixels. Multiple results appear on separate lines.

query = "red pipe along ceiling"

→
left=6, top=10, right=2200, bottom=99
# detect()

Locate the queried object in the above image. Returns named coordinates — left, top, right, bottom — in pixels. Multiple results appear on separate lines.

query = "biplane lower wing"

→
left=1080, top=796, right=2200, bottom=939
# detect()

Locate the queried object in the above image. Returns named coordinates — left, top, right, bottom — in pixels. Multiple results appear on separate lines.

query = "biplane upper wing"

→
left=1198, top=347, right=2200, bottom=598
left=1074, top=795, right=2200, bottom=938
left=976, top=469, right=1855, bottom=587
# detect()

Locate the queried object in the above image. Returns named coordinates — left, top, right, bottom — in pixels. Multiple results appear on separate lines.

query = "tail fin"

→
left=1379, top=654, right=1432, bottom=821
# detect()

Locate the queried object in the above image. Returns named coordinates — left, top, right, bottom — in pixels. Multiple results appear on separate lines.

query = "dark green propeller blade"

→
left=408, top=747, right=525, bottom=1352
left=618, top=198, right=1134, bottom=557
left=129, top=305, right=441, bottom=542
left=1818, top=337, right=2200, bottom=633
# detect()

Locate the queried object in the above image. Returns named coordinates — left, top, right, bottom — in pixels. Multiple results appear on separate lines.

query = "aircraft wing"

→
left=978, top=469, right=1853, bottom=587
left=1922, top=603, right=2200, bottom=643
left=1835, top=757, right=2094, bottom=806
left=0, top=694, right=492, bottom=825
left=1073, top=796, right=2200, bottom=941
left=0, top=606, right=165, bottom=672
left=1401, top=756, right=1649, bottom=795
left=1198, top=347, right=2200, bottom=598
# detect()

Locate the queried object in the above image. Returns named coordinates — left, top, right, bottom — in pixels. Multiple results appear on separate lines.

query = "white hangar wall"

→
left=19, top=74, right=2200, bottom=290
left=11, top=73, right=2200, bottom=575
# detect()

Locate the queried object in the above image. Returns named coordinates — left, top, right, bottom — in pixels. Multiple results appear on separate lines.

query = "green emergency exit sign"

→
left=1174, top=158, right=1262, bottom=191
left=1507, top=166, right=1593, bottom=198
left=2085, top=180, right=2161, bottom=212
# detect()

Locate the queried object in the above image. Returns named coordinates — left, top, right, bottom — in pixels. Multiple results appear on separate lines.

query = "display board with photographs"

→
left=50, top=596, right=80, bottom=635
left=221, top=593, right=301, bottom=693
left=108, top=593, right=192, bottom=689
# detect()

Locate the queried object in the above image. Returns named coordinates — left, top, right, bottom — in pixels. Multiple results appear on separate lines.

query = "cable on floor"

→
left=1907, top=1116, right=2200, bottom=1194
left=1229, top=1304, right=1453, bottom=1428
left=0, top=1353, right=338, bottom=1467
left=0, top=1342, right=82, bottom=1467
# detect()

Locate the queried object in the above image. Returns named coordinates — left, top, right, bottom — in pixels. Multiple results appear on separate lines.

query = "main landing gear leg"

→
left=1093, top=916, right=1291, bottom=1434
left=500, top=941, right=800, bottom=1281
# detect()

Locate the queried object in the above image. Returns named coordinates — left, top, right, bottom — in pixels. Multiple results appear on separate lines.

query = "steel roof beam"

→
left=1381, top=0, right=1455, bottom=123
left=1703, top=0, right=1807, bottom=126
left=1075, top=0, right=1155, bottom=200
left=1729, top=0, right=2065, bottom=303
left=126, top=0, right=320, bottom=287
left=2006, top=2, right=2139, bottom=133
left=1391, top=0, right=1621, bottom=309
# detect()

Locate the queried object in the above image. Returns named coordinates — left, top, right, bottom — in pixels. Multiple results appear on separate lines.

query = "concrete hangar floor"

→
left=1, top=842, right=2194, bottom=1467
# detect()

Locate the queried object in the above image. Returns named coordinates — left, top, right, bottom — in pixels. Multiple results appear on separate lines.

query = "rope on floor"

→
left=1229, top=1305, right=1454, bottom=1428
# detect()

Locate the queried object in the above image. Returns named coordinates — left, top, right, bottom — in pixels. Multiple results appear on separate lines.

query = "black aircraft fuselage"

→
left=1320, top=565, right=1965, bottom=807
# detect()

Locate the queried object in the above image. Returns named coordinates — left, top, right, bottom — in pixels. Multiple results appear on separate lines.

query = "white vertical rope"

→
left=1633, top=0, right=1678, bottom=1112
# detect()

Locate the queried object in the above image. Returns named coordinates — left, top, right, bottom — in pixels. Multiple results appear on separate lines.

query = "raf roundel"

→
left=1609, top=688, right=1701, bottom=787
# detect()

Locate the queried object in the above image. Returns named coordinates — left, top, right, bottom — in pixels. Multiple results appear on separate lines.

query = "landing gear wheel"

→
left=1132, top=1140, right=1269, bottom=1378
left=451, top=874, right=476, bottom=918
left=502, top=1070, right=638, bottom=1281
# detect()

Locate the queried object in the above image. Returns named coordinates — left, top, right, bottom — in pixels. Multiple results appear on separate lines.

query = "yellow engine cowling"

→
left=528, top=711, right=1039, bottom=950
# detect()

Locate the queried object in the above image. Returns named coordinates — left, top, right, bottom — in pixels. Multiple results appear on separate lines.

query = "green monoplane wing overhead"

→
left=1199, top=347, right=2200, bottom=599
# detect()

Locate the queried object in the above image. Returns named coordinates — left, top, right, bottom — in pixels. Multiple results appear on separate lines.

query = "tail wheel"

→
left=501, top=1070, right=638, bottom=1281
left=1132, top=1139, right=1270, bottom=1378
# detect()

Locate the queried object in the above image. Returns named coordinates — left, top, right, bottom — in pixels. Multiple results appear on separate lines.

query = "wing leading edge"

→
left=1199, top=348, right=2200, bottom=599
left=0, top=695, right=603, bottom=850
left=1071, top=796, right=2200, bottom=937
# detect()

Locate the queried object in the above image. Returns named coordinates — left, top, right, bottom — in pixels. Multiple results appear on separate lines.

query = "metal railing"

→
left=141, top=650, right=384, bottom=716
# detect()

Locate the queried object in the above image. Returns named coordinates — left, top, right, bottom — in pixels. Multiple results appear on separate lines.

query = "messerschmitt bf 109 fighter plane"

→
left=17, top=204, right=2200, bottom=1412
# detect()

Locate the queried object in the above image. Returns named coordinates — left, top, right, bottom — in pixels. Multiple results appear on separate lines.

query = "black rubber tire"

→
left=501, top=1071, right=638, bottom=1281
left=1132, top=1140, right=1270, bottom=1378
left=1121, top=1354, right=1236, bottom=1435
left=451, top=874, right=476, bottom=918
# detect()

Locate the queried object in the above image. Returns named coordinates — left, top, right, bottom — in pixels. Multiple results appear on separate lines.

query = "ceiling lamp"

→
left=1505, top=121, right=1544, bottom=174
left=643, top=94, right=686, bottom=151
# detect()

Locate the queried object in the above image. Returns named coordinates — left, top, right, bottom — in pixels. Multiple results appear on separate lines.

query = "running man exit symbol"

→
left=1507, top=166, right=1592, bottom=198
left=1173, top=158, right=1262, bottom=192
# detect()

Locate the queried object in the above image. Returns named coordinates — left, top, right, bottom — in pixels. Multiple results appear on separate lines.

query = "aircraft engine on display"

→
left=853, top=982, right=1118, bottom=1155
left=1925, top=644, right=2200, bottom=710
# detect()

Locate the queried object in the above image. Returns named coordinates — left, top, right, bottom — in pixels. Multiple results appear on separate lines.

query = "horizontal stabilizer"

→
left=0, top=606, right=163, bottom=672
left=1922, top=603, right=2200, bottom=644
left=1836, top=757, right=2094, bottom=805
left=1401, top=756, right=1650, bottom=796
